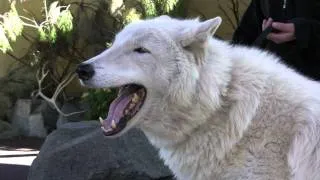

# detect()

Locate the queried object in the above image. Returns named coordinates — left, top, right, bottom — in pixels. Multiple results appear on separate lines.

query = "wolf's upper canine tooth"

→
left=111, top=120, right=117, bottom=129
left=132, top=93, right=140, bottom=103
left=99, top=117, right=104, bottom=125
left=125, top=110, right=129, bottom=115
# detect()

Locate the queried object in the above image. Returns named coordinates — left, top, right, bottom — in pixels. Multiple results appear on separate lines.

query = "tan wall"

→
left=0, top=0, right=12, bottom=77
left=187, top=0, right=249, bottom=39
left=0, top=0, right=43, bottom=77
left=0, top=0, right=250, bottom=95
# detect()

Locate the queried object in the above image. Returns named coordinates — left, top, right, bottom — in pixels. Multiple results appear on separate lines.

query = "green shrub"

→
left=81, top=89, right=117, bottom=120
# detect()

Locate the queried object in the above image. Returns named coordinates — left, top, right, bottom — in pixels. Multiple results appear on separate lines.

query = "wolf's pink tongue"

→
left=104, top=94, right=132, bottom=128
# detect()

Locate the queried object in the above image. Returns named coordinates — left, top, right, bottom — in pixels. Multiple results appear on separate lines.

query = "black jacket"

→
left=232, top=0, right=320, bottom=80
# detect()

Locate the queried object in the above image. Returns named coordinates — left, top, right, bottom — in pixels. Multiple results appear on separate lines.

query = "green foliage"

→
left=0, top=25, right=12, bottom=53
left=0, top=1, right=23, bottom=53
left=39, top=24, right=58, bottom=43
left=3, top=2, right=24, bottom=42
left=123, top=8, right=142, bottom=24
left=0, top=0, right=185, bottom=121
left=48, top=1, right=61, bottom=24
left=0, top=0, right=74, bottom=48
left=121, top=0, right=182, bottom=25
left=0, top=0, right=76, bottom=120
left=141, top=0, right=158, bottom=17
left=49, top=25, right=57, bottom=43
left=139, top=0, right=180, bottom=18
left=158, top=0, right=179, bottom=14
left=56, top=9, right=73, bottom=34
left=38, top=2, right=74, bottom=43
left=38, top=26, right=47, bottom=42
left=82, top=89, right=117, bottom=120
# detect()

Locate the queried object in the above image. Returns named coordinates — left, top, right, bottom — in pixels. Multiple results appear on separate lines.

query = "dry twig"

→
left=32, top=63, right=86, bottom=116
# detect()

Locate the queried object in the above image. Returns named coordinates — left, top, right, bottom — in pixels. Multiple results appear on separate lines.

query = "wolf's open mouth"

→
left=100, top=84, right=146, bottom=136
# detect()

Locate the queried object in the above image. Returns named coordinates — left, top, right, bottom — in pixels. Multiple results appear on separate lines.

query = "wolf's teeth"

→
left=101, top=126, right=113, bottom=133
left=125, top=109, right=129, bottom=115
left=132, top=93, right=140, bottom=103
left=111, top=120, right=116, bottom=129
left=99, top=117, right=104, bottom=125
left=129, top=103, right=135, bottom=110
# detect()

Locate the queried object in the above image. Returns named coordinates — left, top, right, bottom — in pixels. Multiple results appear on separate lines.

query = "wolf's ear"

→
left=180, top=16, right=222, bottom=47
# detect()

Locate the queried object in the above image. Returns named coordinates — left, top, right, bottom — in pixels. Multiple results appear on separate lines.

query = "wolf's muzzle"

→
left=76, top=63, right=95, bottom=81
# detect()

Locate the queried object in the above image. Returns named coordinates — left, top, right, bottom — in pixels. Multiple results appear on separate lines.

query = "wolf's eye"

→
left=134, top=47, right=150, bottom=54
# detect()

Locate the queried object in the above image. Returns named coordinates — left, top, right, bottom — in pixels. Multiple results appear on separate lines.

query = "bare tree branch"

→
left=231, top=0, right=240, bottom=26
left=32, top=63, right=86, bottom=117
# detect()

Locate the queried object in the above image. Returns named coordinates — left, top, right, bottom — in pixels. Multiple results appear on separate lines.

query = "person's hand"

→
left=262, top=18, right=273, bottom=31
left=267, top=22, right=296, bottom=44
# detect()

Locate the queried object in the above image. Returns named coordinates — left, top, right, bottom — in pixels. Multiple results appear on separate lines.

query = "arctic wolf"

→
left=76, top=15, right=320, bottom=180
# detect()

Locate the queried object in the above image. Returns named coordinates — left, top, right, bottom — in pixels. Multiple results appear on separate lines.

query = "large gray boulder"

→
left=28, top=113, right=47, bottom=138
left=28, top=121, right=174, bottom=180
left=56, top=102, right=88, bottom=129
left=0, top=119, right=19, bottom=139
left=11, top=99, right=32, bottom=135
left=10, top=99, right=48, bottom=137
left=32, top=99, right=60, bottom=132
left=0, top=92, right=13, bottom=120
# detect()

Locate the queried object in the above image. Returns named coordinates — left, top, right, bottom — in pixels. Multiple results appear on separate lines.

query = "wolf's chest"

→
left=158, top=133, right=291, bottom=180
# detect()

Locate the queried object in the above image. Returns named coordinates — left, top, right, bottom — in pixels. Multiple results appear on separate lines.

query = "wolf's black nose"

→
left=76, top=63, right=95, bottom=80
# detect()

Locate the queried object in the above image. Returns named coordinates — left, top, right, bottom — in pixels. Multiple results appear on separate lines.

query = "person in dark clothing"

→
left=232, top=0, right=320, bottom=80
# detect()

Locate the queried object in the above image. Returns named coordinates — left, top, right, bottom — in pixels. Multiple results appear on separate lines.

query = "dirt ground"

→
left=0, top=137, right=44, bottom=180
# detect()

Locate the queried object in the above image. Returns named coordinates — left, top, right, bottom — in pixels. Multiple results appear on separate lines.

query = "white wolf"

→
left=76, top=15, right=320, bottom=180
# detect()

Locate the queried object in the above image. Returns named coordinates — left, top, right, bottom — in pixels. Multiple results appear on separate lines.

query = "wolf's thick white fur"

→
left=80, top=16, right=320, bottom=180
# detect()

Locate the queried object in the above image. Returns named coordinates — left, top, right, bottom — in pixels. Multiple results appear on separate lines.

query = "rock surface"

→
left=56, top=102, right=88, bottom=129
left=10, top=99, right=48, bottom=137
left=11, top=99, right=32, bottom=135
left=32, top=99, right=59, bottom=132
left=0, top=92, right=12, bottom=120
left=28, top=114, right=47, bottom=138
left=28, top=121, right=174, bottom=180
left=0, top=120, right=19, bottom=139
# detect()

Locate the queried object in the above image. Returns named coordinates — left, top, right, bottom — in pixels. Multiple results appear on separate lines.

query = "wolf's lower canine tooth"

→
left=99, top=117, right=104, bottom=125
left=111, top=120, right=116, bottom=129
left=101, top=126, right=112, bottom=133
left=125, top=110, right=129, bottom=115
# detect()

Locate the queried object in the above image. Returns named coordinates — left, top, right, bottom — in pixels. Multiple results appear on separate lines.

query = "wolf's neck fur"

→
left=140, top=38, right=272, bottom=179
left=140, top=39, right=255, bottom=177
